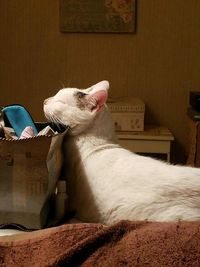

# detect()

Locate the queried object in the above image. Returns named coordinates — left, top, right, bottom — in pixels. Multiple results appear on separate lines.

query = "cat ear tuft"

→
left=90, top=90, right=108, bottom=112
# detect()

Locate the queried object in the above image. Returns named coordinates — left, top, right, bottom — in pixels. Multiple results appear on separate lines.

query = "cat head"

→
left=43, top=80, right=109, bottom=135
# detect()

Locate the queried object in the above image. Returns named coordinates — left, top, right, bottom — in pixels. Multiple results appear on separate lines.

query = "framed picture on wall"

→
left=60, top=0, right=136, bottom=33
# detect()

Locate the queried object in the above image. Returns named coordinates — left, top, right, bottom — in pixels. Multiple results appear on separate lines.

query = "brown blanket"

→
left=0, top=220, right=200, bottom=267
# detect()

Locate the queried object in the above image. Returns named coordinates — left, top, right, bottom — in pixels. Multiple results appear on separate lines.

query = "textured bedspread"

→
left=0, top=220, right=200, bottom=266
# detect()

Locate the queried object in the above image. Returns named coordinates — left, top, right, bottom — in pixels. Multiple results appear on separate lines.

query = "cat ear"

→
left=85, top=81, right=109, bottom=112
left=90, top=80, right=109, bottom=93
left=90, top=90, right=108, bottom=112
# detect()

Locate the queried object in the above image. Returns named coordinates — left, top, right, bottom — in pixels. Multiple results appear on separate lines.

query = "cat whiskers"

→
left=45, top=113, right=64, bottom=129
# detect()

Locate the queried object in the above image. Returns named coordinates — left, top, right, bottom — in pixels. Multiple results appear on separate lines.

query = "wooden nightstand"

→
left=117, top=125, right=174, bottom=162
left=187, top=118, right=200, bottom=167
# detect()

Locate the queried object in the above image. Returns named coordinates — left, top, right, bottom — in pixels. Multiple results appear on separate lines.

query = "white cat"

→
left=44, top=81, right=200, bottom=225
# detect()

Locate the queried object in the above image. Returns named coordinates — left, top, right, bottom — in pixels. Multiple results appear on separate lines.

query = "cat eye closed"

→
left=76, top=92, right=87, bottom=99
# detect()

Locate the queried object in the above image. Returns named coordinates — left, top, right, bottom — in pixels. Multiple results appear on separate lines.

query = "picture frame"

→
left=60, top=0, right=136, bottom=33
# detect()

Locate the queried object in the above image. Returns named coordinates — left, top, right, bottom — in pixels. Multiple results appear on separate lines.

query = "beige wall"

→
left=0, top=0, right=200, bottom=163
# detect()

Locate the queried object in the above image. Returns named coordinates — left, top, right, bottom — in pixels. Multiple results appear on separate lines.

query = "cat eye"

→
left=76, top=92, right=87, bottom=99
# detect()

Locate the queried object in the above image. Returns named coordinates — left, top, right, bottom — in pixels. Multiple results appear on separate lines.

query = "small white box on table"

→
left=107, top=98, right=145, bottom=131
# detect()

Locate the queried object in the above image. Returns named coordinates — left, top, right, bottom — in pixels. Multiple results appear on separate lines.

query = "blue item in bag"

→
left=2, top=105, right=38, bottom=138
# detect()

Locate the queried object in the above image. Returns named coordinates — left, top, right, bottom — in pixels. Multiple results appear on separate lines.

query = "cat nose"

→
left=43, top=97, right=52, bottom=105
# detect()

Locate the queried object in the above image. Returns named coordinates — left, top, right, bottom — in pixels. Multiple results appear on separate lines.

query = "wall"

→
left=0, top=0, right=200, bottom=163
